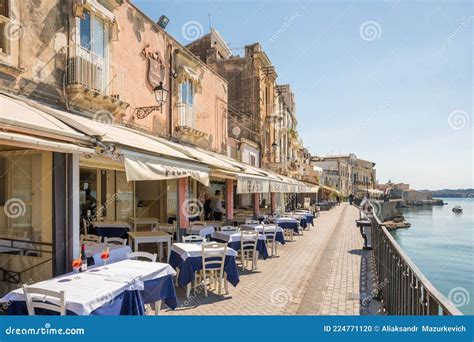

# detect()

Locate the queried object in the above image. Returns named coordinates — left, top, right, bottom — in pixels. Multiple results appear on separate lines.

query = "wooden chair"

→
left=220, top=226, right=239, bottom=232
left=80, top=234, right=101, bottom=244
left=104, top=237, right=127, bottom=246
left=127, top=251, right=157, bottom=262
left=182, top=235, right=206, bottom=243
left=284, top=228, right=294, bottom=241
left=263, top=227, right=277, bottom=256
left=201, top=242, right=228, bottom=297
left=23, top=285, right=66, bottom=316
left=240, top=230, right=258, bottom=271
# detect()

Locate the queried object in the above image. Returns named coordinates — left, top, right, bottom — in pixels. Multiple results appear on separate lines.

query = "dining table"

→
left=211, top=230, right=269, bottom=259
left=187, top=225, right=215, bottom=238
left=169, top=243, right=240, bottom=296
left=2, top=259, right=177, bottom=315
left=84, top=242, right=132, bottom=267
left=89, top=221, right=131, bottom=240
left=275, top=217, right=302, bottom=234
left=239, top=224, right=285, bottom=245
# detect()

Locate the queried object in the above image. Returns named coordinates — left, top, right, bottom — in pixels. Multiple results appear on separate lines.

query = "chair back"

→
left=104, top=237, right=127, bottom=246
left=240, top=230, right=258, bottom=253
left=23, top=285, right=66, bottom=316
left=182, top=235, right=206, bottom=243
left=263, top=227, right=277, bottom=242
left=80, top=234, right=101, bottom=243
left=127, top=251, right=157, bottom=262
left=201, top=242, right=227, bottom=274
left=220, top=225, right=239, bottom=232
left=245, top=219, right=259, bottom=224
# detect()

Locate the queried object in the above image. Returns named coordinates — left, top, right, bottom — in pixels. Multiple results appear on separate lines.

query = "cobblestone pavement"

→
left=160, top=203, right=364, bottom=315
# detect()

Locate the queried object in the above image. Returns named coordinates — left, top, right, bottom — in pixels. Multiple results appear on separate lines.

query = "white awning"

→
left=123, top=151, right=209, bottom=186
left=177, top=66, right=202, bottom=92
left=0, top=132, right=94, bottom=154
left=0, top=93, right=92, bottom=143
left=236, top=175, right=270, bottom=194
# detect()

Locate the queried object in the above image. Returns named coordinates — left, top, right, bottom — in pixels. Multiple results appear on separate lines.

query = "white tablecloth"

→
left=240, top=224, right=284, bottom=234
left=211, top=231, right=265, bottom=244
left=171, top=243, right=237, bottom=261
left=85, top=243, right=132, bottom=266
left=1, top=260, right=175, bottom=315
left=188, top=225, right=215, bottom=237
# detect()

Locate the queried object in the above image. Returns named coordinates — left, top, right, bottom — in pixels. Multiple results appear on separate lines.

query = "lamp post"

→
left=134, top=81, right=169, bottom=119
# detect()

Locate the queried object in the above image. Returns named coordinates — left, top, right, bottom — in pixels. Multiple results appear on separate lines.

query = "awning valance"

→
left=123, top=151, right=209, bottom=186
left=0, top=131, right=94, bottom=154
left=236, top=175, right=270, bottom=194
left=177, top=65, right=202, bottom=93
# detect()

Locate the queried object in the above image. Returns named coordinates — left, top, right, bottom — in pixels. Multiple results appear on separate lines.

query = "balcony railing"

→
left=370, top=205, right=462, bottom=315
left=66, top=45, right=126, bottom=100
left=177, top=102, right=195, bottom=128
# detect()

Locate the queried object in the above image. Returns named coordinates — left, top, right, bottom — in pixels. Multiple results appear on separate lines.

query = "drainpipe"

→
left=168, top=42, right=173, bottom=137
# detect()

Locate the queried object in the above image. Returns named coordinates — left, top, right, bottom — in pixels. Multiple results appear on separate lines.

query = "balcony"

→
left=175, top=102, right=208, bottom=148
left=177, top=102, right=195, bottom=128
left=65, top=45, right=129, bottom=116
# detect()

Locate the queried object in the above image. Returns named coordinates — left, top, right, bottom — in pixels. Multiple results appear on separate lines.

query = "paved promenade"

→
left=161, top=203, right=364, bottom=315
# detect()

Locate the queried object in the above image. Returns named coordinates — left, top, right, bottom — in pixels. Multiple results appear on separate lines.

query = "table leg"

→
left=134, top=240, right=138, bottom=252
left=186, top=283, right=191, bottom=298
left=167, top=238, right=171, bottom=262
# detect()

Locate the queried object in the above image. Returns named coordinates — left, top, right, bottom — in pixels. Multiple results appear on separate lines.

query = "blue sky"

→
left=133, top=0, right=472, bottom=190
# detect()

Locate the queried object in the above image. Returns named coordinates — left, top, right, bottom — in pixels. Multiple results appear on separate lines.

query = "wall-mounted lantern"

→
left=134, top=81, right=169, bottom=119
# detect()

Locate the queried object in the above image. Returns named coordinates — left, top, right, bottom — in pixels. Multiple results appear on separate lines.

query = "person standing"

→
left=203, top=192, right=213, bottom=220
left=210, top=190, right=224, bottom=221
left=348, top=193, right=354, bottom=205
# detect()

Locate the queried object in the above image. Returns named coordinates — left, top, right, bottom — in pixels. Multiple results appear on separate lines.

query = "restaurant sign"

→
left=237, top=177, right=270, bottom=194
left=142, top=44, right=164, bottom=88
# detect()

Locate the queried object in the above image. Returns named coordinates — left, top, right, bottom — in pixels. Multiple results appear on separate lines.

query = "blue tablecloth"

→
left=302, top=214, right=314, bottom=226
left=169, top=251, right=240, bottom=288
left=89, top=226, right=129, bottom=240
left=227, top=239, right=269, bottom=260
left=6, top=275, right=177, bottom=316
left=275, top=231, right=285, bottom=245
left=276, top=220, right=299, bottom=233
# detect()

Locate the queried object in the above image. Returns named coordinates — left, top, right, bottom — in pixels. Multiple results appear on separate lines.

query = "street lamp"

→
left=135, top=81, right=169, bottom=119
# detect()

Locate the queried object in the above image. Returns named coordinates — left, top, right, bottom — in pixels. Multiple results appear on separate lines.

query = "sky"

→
left=133, top=0, right=472, bottom=190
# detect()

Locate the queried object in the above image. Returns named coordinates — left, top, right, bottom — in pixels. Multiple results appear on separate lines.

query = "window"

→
left=0, top=0, right=8, bottom=17
left=79, top=9, right=106, bottom=58
left=179, top=80, right=194, bottom=106
left=178, top=80, right=195, bottom=127
left=250, top=154, right=257, bottom=167
left=0, top=0, right=10, bottom=54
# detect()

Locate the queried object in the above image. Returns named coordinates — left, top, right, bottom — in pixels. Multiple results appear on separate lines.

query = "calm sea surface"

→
left=392, top=198, right=474, bottom=315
